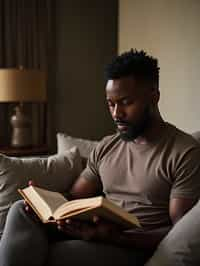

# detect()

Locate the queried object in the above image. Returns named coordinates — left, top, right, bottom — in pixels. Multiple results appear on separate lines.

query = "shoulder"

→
left=164, top=125, right=200, bottom=199
left=93, top=133, right=121, bottom=157
left=166, top=123, right=200, bottom=153
left=164, top=123, right=200, bottom=170
left=85, top=133, right=121, bottom=175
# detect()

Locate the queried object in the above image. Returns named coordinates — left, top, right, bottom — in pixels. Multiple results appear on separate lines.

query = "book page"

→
left=101, top=198, right=140, bottom=227
left=54, top=196, right=140, bottom=229
left=54, top=196, right=102, bottom=219
left=20, top=186, right=68, bottom=221
left=32, top=187, right=68, bottom=214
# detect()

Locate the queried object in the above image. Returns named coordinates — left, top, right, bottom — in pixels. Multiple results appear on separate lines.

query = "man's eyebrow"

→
left=106, top=96, right=131, bottom=101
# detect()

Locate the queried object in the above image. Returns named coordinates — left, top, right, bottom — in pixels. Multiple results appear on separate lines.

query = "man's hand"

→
left=57, top=216, right=120, bottom=242
left=24, top=180, right=34, bottom=213
left=23, top=180, right=40, bottom=222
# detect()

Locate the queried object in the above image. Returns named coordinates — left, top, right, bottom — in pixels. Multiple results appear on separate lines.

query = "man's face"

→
left=106, top=76, right=153, bottom=141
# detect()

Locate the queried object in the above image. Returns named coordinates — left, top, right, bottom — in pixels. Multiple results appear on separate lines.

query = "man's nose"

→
left=112, top=104, right=124, bottom=120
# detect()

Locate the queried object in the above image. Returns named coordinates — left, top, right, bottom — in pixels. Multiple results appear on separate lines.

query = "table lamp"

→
left=0, top=68, right=46, bottom=147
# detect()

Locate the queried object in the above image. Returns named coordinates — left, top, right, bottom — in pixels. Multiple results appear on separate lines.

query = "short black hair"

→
left=105, top=49, right=159, bottom=88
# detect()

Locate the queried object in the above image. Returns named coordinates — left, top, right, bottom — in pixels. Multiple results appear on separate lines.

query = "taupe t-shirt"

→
left=81, top=123, right=200, bottom=232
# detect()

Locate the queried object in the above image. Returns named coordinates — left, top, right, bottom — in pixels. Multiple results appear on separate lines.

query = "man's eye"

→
left=122, top=99, right=131, bottom=105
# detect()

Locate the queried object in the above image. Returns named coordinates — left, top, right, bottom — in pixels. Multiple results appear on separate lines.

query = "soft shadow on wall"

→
left=49, top=0, right=118, bottom=151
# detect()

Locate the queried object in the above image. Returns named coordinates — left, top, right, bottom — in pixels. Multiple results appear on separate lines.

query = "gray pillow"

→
left=0, top=147, right=82, bottom=236
left=57, top=133, right=99, bottom=158
left=145, top=200, right=200, bottom=266
left=192, top=131, right=200, bottom=143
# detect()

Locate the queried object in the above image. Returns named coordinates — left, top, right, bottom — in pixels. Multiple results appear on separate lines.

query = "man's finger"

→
left=57, top=220, right=65, bottom=226
left=28, top=180, right=35, bottom=186
left=93, top=215, right=100, bottom=224
left=65, top=219, right=71, bottom=224
left=25, top=205, right=30, bottom=212
left=23, top=202, right=40, bottom=222
left=24, top=204, right=34, bottom=215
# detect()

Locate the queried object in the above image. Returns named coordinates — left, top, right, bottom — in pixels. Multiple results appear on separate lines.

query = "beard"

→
left=115, top=106, right=151, bottom=141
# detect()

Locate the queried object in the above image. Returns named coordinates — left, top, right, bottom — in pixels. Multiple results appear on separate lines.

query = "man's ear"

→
left=151, top=88, right=160, bottom=105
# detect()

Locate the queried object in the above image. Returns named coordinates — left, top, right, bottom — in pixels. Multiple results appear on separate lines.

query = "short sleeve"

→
left=80, top=145, right=101, bottom=184
left=170, top=146, right=200, bottom=199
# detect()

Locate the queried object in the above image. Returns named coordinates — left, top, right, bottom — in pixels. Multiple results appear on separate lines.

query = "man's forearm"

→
left=110, top=226, right=171, bottom=249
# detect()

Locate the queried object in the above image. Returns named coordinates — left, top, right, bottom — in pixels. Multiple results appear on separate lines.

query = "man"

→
left=1, top=49, right=200, bottom=266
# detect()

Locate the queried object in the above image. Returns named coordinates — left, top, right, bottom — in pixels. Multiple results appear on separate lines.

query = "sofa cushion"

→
left=145, top=200, right=200, bottom=266
left=0, top=147, right=82, bottom=236
left=57, top=133, right=99, bottom=159
left=192, top=131, right=200, bottom=143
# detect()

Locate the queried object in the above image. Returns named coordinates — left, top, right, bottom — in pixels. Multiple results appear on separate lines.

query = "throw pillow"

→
left=145, top=200, right=200, bottom=266
left=192, top=131, right=200, bottom=143
left=0, top=147, right=82, bottom=236
left=57, top=133, right=99, bottom=159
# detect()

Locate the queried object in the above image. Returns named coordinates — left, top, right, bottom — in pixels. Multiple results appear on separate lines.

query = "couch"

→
left=0, top=131, right=200, bottom=265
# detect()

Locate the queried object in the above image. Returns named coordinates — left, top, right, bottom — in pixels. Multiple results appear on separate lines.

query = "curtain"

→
left=0, top=0, right=52, bottom=146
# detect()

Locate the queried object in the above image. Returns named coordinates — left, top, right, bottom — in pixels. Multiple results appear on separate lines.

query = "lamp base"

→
left=10, top=104, right=32, bottom=148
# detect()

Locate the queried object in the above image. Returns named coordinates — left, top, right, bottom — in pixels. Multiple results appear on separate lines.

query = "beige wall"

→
left=119, top=0, right=200, bottom=133
left=51, top=0, right=117, bottom=147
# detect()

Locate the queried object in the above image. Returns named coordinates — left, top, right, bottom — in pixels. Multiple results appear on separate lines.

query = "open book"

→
left=18, top=186, right=140, bottom=229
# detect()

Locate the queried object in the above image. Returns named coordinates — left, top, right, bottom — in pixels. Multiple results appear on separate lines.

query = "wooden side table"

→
left=0, top=146, right=50, bottom=157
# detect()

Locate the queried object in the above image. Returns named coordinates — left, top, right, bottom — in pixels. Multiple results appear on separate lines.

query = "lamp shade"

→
left=0, top=69, right=46, bottom=102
